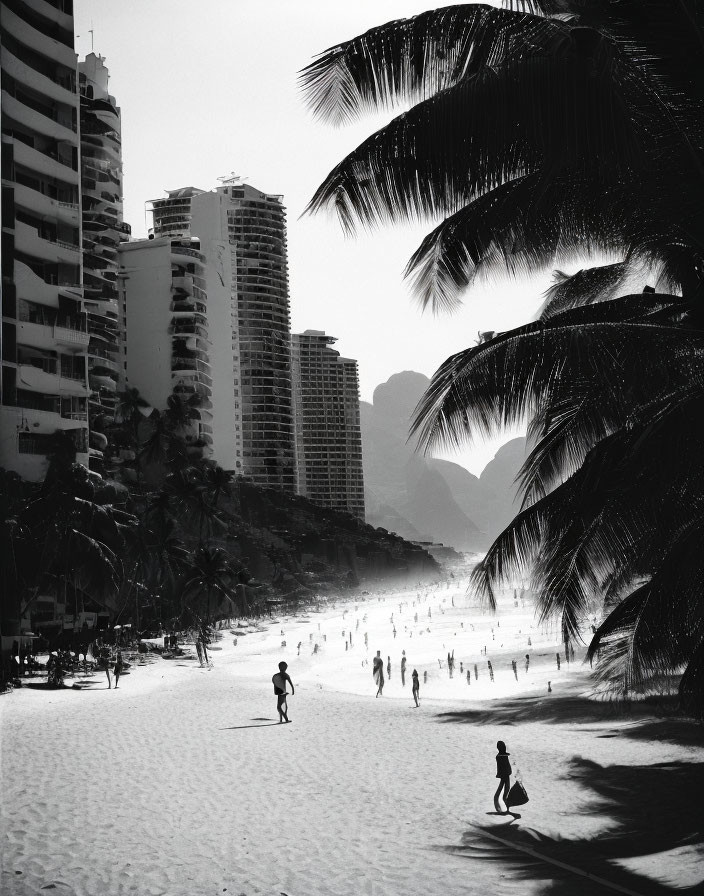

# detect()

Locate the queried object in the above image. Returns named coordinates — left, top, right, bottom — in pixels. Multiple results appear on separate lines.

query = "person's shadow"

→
left=220, top=718, right=283, bottom=730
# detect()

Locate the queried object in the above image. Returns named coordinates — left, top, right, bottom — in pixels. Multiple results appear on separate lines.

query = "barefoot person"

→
left=373, top=650, right=384, bottom=697
left=113, top=650, right=124, bottom=689
left=272, top=661, right=294, bottom=723
left=494, top=740, right=512, bottom=814
left=411, top=668, right=420, bottom=706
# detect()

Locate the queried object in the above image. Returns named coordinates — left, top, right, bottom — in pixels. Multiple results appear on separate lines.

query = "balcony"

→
left=89, top=374, right=118, bottom=392
left=15, top=221, right=80, bottom=265
left=2, top=48, right=76, bottom=107
left=16, top=319, right=87, bottom=353
left=88, top=352, right=120, bottom=374
left=171, top=357, right=212, bottom=376
left=1, top=7, right=76, bottom=70
left=170, top=245, right=205, bottom=263
left=2, top=92, right=77, bottom=145
left=172, top=274, right=194, bottom=294
left=10, top=138, right=79, bottom=185
left=54, top=323, right=89, bottom=350
left=17, top=364, right=88, bottom=396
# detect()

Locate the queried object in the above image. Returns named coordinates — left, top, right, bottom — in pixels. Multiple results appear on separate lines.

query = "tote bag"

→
left=506, top=779, right=529, bottom=807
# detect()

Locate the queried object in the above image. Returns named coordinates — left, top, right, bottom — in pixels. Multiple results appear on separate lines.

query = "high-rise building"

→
left=1, top=0, right=90, bottom=479
left=119, top=188, right=238, bottom=469
left=78, top=52, right=130, bottom=474
left=216, top=180, right=295, bottom=492
left=291, top=330, right=365, bottom=519
left=148, top=179, right=295, bottom=490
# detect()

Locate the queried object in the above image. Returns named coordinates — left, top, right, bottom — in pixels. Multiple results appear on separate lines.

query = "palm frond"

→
left=305, top=46, right=650, bottom=233
left=538, top=262, right=630, bottom=319
left=299, top=4, right=565, bottom=125
left=411, top=294, right=692, bottom=454
left=469, top=491, right=552, bottom=609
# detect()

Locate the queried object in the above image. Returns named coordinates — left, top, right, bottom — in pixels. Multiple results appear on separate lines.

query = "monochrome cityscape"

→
left=2, top=4, right=702, bottom=896
left=0, top=4, right=366, bottom=520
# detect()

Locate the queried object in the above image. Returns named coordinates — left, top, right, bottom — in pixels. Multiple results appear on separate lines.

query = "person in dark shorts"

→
left=494, top=740, right=512, bottom=813
left=113, top=650, right=124, bottom=689
left=411, top=669, right=420, bottom=707
left=373, top=651, right=384, bottom=697
left=272, top=661, right=294, bottom=723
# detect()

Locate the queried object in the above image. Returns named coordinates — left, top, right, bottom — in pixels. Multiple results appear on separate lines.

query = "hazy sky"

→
left=73, top=0, right=562, bottom=474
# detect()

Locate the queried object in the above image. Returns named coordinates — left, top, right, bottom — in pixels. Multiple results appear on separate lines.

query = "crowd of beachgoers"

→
left=1, top=577, right=701, bottom=896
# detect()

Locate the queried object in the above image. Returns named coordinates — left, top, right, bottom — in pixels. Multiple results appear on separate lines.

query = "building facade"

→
left=118, top=192, right=239, bottom=470
left=216, top=180, right=295, bottom=492
left=291, top=330, right=365, bottom=519
left=79, top=52, right=130, bottom=474
left=148, top=180, right=295, bottom=489
left=1, top=0, right=90, bottom=479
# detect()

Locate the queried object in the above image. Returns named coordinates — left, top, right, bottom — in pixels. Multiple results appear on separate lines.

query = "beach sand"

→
left=1, top=582, right=702, bottom=896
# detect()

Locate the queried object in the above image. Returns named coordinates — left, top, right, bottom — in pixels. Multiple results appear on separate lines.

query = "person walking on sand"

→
left=100, top=645, right=112, bottom=688
left=401, top=654, right=407, bottom=687
left=272, top=661, right=294, bottom=723
left=494, top=740, right=512, bottom=814
left=373, top=651, right=385, bottom=697
left=411, top=669, right=420, bottom=707
left=113, top=650, right=124, bottom=689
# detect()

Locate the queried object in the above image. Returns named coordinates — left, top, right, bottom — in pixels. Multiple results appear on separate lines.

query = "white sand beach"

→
left=1, top=583, right=702, bottom=896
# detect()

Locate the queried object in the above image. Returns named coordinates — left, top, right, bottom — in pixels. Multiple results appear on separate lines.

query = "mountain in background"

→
left=361, top=372, right=526, bottom=551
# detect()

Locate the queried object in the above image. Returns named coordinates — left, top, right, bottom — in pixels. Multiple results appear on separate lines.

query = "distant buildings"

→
left=144, top=180, right=295, bottom=490
left=0, top=0, right=89, bottom=479
left=218, top=180, right=295, bottom=493
left=118, top=188, right=237, bottom=469
left=0, top=7, right=365, bottom=523
left=292, top=330, right=365, bottom=519
left=79, top=51, right=130, bottom=474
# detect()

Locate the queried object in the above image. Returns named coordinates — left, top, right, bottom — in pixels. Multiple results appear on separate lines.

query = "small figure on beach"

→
left=525, top=654, right=530, bottom=673
left=494, top=740, right=512, bottom=814
left=423, top=670, right=428, bottom=684
left=100, top=645, right=112, bottom=688
left=113, top=650, right=124, bottom=689
left=411, top=669, right=420, bottom=706
left=401, top=654, right=407, bottom=686
left=373, top=651, right=385, bottom=697
left=387, top=656, right=391, bottom=679
left=556, top=653, right=561, bottom=670
left=272, top=661, right=294, bottom=723
left=488, top=660, right=494, bottom=682
left=512, top=660, right=518, bottom=681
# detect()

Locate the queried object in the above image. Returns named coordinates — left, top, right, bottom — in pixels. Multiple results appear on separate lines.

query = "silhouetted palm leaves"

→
left=303, top=2, right=704, bottom=709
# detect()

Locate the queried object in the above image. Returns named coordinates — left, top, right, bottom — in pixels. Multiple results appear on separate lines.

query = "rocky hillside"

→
left=362, top=372, right=526, bottom=551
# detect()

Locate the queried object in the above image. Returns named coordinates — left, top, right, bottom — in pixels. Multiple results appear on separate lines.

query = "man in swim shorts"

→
left=272, top=660, right=294, bottom=723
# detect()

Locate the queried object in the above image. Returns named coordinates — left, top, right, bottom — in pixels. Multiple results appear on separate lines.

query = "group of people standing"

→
left=373, top=650, right=420, bottom=707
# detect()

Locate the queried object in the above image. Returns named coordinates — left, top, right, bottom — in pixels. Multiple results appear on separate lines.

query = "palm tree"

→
left=121, top=515, right=190, bottom=628
left=201, top=465, right=234, bottom=513
left=302, top=2, right=704, bottom=709
left=179, top=546, right=250, bottom=627
left=15, top=462, right=134, bottom=622
left=302, top=2, right=704, bottom=308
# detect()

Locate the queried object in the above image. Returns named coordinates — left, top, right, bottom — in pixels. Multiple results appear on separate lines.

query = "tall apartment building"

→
left=119, top=188, right=238, bottom=469
left=217, top=180, right=295, bottom=492
left=148, top=180, right=295, bottom=491
left=1, top=0, right=90, bottom=479
left=78, top=52, right=130, bottom=474
left=291, top=330, right=365, bottom=519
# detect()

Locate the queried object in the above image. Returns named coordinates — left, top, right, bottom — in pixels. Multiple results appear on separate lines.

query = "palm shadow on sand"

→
left=441, top=756, right=704, bottom=895
left=435, top=693, right=703, bottom=746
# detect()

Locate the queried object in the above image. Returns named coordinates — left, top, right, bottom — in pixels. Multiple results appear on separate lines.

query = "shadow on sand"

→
left=436, top=694, right=703, bottom=746
left=443, top=755, right=704, bottom=895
